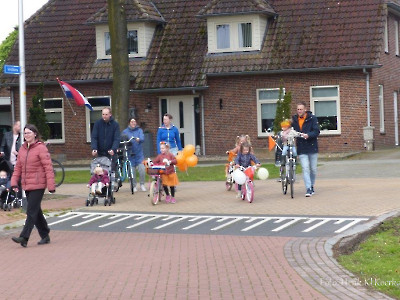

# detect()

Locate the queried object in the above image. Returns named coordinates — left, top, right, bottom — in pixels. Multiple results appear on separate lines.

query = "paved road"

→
left=0, top=149, right=399, bottom=299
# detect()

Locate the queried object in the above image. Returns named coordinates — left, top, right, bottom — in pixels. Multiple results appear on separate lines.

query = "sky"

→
left=0, top=0, right=49, bottom=43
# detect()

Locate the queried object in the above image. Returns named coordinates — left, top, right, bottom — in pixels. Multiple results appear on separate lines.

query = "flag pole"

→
left=57, top=78, right=76, bottom=115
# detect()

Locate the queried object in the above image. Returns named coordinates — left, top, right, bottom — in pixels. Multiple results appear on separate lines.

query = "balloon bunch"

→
left=175, top=144, right=198, bottom=171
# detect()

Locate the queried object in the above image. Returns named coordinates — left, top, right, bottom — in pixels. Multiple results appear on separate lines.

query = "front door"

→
left=160, top=96, right=195, bottom=148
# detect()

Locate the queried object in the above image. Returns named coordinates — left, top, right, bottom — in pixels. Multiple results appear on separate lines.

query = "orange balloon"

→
left=186, top=154, right=198, bottom=167
left=183, top=144, right=195, bottom=157
left=177, top=162, right=187, bottom=172
left=176, top=153, right=185, bottom=165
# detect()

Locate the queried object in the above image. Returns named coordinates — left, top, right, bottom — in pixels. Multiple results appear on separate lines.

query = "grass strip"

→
left=337, top=217, right=400, bottom=299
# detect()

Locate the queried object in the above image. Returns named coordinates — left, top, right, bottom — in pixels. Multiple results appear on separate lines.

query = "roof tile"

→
left=1, top=0, right=397, bottom=90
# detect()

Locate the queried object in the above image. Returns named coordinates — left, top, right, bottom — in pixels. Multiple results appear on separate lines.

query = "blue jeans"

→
left=298, top=153, right=318, bottom=191
left=282, top=145, right=297, bottom=157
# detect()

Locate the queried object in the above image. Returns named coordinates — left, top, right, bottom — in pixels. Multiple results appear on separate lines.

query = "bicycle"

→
left=115, top=136, right=135, bottom=194
left=237, top=165, right=257, bottom=203
left=145, top=160, right=165, bottom=205
left=225, top=151, right=236, bottom=191
left=278, top=131, right=302, bottom=198
left=51, top=158, right=65, bottom=187
left=44, top=142, right=65, bottom=187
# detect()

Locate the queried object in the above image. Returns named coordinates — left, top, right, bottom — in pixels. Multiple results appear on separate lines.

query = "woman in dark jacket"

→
left=11, top=124, right=56, bottom=247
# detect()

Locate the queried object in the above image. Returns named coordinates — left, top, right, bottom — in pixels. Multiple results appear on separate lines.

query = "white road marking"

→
left=48, top=212, right=369, bottom=235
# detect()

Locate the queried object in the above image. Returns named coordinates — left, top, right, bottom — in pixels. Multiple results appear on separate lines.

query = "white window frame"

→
left=385, top=17, right=389, bottom=53
left=43, top=98, right=65, bottom=143
left=96, top=23, right=148, bottom=59
left=85, top=96, right=112, bottom=142
left=379, top=85, right=385, bottom=133
left=310, top=85, right=341, bottom=135
left=256, top=88, right=285, bottom=137
left=395, top=20, right=399, bottom=56
left=214, top=20, right=254, bottom=51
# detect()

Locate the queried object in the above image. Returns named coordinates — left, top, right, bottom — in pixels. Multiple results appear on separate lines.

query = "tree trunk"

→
left=107, top=0, right=130, bottom=127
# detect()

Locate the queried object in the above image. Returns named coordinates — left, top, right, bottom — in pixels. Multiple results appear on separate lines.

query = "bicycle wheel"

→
left=126, top=163, right=135, bottom=194
left=246, top=180, right=254, bottom=203
left=281, top=165, right=287, bottom=195
left=149, top=180, right=159, bottom=205
left=289, top=161, right=295, bottom=198
left=225, top=178, right=233, bottom=191
left=117, top=159, right=125, bottom=182
left=51, top=159, right=65, bottom=187
left=241, top=185, right=246, bottom=201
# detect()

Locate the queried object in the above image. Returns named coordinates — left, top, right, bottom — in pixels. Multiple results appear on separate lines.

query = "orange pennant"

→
left=268, top=136, right=276, bottom=151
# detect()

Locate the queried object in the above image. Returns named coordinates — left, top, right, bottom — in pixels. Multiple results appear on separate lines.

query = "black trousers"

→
left=20, top=189, right=50, bottom=240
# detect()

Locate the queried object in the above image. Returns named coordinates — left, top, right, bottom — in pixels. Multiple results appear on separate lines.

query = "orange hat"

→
left=280, top=120, right=291, bottom=127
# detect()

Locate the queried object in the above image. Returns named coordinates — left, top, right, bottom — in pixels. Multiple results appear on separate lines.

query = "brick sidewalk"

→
left=1, top=153, right=399, bottom=299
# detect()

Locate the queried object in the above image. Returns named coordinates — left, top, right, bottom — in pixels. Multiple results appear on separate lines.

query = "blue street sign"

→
left=3, top=65, right=21, bottom=75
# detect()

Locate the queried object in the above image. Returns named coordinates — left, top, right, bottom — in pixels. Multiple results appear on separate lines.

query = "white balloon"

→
left=257, top=167, right=269, bottom=180
left=232, top=169, right=246, bottom=185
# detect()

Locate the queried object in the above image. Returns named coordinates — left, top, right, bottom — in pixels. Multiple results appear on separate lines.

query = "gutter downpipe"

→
left=363, top=68, right=375, bottom=150
left=201, top=94, right=206, bottom=155
left=363, top=68, right=371, bottom=126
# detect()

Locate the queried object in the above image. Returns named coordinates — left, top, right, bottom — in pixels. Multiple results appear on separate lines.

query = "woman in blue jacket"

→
left=121, top=118, right=146, bottom=192
left=156, top=113, right=182, bottom=155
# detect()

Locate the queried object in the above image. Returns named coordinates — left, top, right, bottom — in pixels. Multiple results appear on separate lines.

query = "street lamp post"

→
left=18, top=0, right=27, bottom=139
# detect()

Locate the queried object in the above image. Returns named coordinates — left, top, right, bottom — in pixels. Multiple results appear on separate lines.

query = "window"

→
left=44, top=98, right=64, bottom=143
left=238, top=23, right=252, bottom=48
left=310, top=86, right=341, bottom=134
left=85, top=96, right=111, bottom=142
left=379, top=85, right=385, bottom=133
left=104, top=30, right=138, bottom=56
left=215, top=21, right=253, bottom=51
left=256, top=88, right=283, bottom=136
left=217, top=24, right=230, bottom=49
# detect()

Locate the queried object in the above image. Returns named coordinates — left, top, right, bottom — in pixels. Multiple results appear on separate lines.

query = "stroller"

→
left=86, top=156, right=116, bottom=206
left=0, top=158, right=22, bottom=211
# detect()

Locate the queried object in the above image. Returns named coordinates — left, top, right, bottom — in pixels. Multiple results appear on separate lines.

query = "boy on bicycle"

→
left=234, top=142, right=261, bottom=198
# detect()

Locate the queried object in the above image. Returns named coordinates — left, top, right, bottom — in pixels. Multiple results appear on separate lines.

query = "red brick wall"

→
left=202, top=71, right=368, bottom=155
left=370, top=12, right=400, bottom=148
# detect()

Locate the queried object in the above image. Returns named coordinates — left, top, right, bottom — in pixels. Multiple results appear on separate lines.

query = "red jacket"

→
left=153, top=152, right=177, bottom=175
left=11, top=141, right=56, bottom=192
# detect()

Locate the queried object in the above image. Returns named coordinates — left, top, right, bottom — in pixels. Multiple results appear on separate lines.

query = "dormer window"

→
left=105, top=30, right=138, bottom=55
left=216, top=22, right=252, bottom=49
left=95, top=23, right=156, bottom=59
left=207, top=15, right=267, bottom=53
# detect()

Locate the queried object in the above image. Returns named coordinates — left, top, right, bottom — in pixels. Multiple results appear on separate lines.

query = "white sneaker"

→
left=133, top=187, right=138, bottom=193
left=140, top=184, right=147, bottom=192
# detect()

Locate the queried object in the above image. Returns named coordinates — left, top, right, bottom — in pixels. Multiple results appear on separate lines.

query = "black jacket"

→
left=91, top=116, right=120, bottom=157
left=0, top=131, right=21, bottom=162
left=291, top=111, right=320, bottom=154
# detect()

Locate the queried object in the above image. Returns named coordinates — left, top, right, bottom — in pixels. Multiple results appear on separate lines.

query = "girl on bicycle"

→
left=225, top=134, right=251, bottom=178
left=280, top=119, right=298, bottom=165
left=234, top=142, right=261, bottom=198
left=153, top=142, right=179, bottom=203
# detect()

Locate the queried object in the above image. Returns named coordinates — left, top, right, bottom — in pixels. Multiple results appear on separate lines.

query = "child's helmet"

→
left=280, top=120, right=291, bottom=127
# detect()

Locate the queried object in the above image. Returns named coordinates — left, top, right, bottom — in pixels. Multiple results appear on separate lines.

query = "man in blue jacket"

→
left=91, top=107, right=120, bottom=158
left=291, top=102, right=320, bottom=197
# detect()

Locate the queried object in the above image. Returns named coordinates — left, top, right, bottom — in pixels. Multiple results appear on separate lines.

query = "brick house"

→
left=1, top=0, right=400, bottom=160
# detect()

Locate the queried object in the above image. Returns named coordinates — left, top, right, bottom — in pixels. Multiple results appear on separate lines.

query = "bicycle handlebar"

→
left=120, top=136, right=135, bottom=145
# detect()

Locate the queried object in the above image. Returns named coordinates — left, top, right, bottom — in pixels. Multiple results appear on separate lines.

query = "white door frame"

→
left=159, top=95, right=196, bottom=147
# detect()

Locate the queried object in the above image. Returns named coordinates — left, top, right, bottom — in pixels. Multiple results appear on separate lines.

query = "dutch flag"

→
left=57, top=78, right=93, bottom=111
